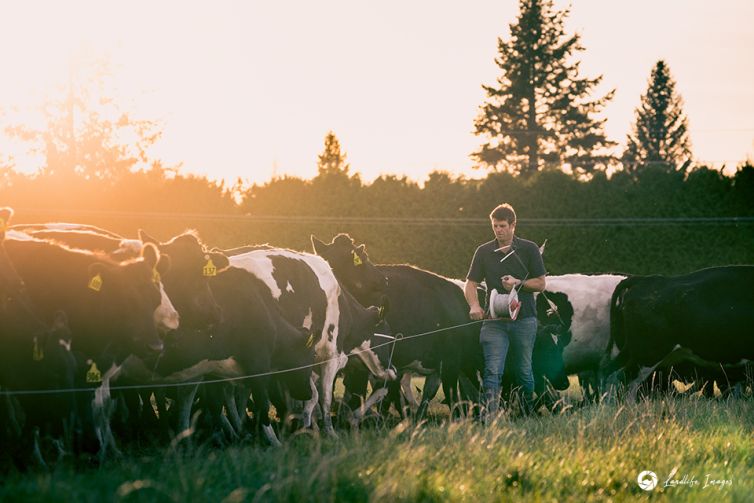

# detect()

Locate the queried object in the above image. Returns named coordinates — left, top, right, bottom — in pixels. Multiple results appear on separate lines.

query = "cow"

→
left=605, top=266, right=754, bottom=400
left=138, top=230, right=228, bottom=330
left=534, top=274, right=626, bottom=401
left=147, top=264, right=316, bottom=446
left=312, top=234, right=483, bottom=418
left=0, top=209, right=78, bottom=467
left=9, top=227, right=179, bottom=333
left=4, top=234, right=165, bottom=358
left=226, top=247, right=395, bottom=436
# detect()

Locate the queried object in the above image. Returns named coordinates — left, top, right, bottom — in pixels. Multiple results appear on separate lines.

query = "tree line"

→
left=1, top=0, right=751, bottom=276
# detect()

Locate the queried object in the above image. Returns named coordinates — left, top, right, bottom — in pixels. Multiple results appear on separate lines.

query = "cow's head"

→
left=311, top=234, right=388, bottom=306
left=533, top=322, right=572, bottom=391
left=87, top=243, right=165, bottom=355
left=139, top=230, right=228, bottom=329
left=536, top=290, right=574, bottom=332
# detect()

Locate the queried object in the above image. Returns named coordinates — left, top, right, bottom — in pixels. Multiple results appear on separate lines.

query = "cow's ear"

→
left=156, top=253, right=171, bottom=275
left=356, top=244, right=366, bottom=255
left=141, top=243, right=160, bottom=269
left=311, top=235, right=329, bottom=255
left=559, top=329, right=572, bottom=348
left=138, top=229, right=159, bottom=245
left=209, top=251, right=230, bottom=272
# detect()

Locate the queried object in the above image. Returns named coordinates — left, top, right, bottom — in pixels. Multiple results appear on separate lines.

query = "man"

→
left=464, top=203, right=546, bottom=418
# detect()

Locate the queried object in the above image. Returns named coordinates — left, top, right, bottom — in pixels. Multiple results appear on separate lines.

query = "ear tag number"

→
left=86, top=362, right=102, bottom=383
left=32, top=337, right=44, bottom=361
left=352, top=252, right=362, bottom=266
left=88, top=274, right=103, bottom=292
left=305, top=333, right=315, bottom=348
left=152, top=268, right=161, bottom=285
left=203, top=259, right=217, bottom=277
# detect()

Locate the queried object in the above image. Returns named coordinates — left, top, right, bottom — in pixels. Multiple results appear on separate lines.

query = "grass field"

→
left=1, top=383, right=752, bottom=503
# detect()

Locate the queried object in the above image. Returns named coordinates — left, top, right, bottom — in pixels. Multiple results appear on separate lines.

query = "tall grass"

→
left=1, top=395, right=751, bottom=502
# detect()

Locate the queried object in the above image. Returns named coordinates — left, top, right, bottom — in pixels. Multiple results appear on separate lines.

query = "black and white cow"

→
left=226, top=247, right=395, bottom=436
left=605, top=266, right=754, bottom=399
left=534, top=274, right=626, bottom=401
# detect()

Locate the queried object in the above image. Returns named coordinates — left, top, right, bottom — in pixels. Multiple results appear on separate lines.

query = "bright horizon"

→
left=1, top=0, right=752, bottom=187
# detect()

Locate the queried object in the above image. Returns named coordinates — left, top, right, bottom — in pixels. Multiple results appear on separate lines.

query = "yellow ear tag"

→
left=88, top=273, right=103, bottom=292
left=86, top=362, right=102, bottom=383
left=203, top=258, right=217, bottom=277
left=32, top=337, right=44, bottom=361
left=152, top=268, right=161, bottom=285
left=352, top=252, right=362, bottom=266
left=0, top=217, right=6, bottom=233
left=305, top=333, right=314, bottom=348
left=378, top=305, right=385, bottom=319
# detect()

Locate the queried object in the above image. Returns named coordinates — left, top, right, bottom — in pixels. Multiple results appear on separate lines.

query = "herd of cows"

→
left=0, top=206, right=752, bottom=468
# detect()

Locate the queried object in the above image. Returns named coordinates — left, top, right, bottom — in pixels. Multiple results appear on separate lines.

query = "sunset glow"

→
left=1, top=0, right=752, bottom=185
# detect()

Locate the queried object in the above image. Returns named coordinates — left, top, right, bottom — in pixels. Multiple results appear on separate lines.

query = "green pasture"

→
left=1, top=379, right=751, bottom=503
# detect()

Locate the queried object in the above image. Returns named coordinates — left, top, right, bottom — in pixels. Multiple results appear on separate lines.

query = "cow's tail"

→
left=604, top=276, right=639, bottom=371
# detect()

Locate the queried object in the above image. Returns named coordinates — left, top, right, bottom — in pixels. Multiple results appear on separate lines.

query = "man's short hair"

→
left=489, top=203, right=516, bottom=224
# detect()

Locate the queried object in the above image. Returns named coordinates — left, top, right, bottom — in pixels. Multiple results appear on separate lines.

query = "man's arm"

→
left=464, top=279, right=485, bottom=320
left=502, top=274, right=546, bottom=293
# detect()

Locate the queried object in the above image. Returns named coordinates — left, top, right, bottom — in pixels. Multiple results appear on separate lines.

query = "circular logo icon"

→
left=637, top=470, right=658, bottom=491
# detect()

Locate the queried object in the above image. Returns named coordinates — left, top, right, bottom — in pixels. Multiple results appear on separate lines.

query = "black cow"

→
left=312, top=234, right=482, bottom=418
left=139, top=230, right=229, bottom=330
left=226, top=247, right=394, bottom=436
left=4, top=234, right=165, bottom=358
left=12, top=227, right=179, bottom=333
left=0, top=209, right=78, bottom=467
left=605, top=266, right=754, bottom=399
left=149, top=265, right=315, bottom=445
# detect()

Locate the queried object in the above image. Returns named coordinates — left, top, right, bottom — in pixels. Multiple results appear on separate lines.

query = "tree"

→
left=316, top=131, right=350, bottom=178
left=622, top=60, right=692, bottom=175
left=5, top=58, right=162, bottom=184
left=472, top=0, right=615, bottom=177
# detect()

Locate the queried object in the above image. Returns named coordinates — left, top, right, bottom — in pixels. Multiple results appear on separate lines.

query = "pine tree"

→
left=472, top=0, right=615, bottom=177
left=316, top=131, right=350, bottom=177
left=622, top=60, right=692, bottom=174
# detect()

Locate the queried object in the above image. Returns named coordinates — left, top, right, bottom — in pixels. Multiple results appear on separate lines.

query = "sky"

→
left=0, top=0, right=752, bottom=187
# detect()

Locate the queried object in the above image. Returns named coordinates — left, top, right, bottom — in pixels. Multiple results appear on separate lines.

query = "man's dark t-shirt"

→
left=466, top=236, right=546, bottom=320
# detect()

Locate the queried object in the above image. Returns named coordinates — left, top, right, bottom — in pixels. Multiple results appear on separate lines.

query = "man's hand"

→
left=469, top=305, right=485, bottom=320
left=502, top=275, right=521, bottom=292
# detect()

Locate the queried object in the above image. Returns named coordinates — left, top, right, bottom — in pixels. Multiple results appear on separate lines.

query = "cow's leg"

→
left=224, top=385, right=244, bottom=435
left=318, top=354, right=348, bottom=437
left=92, top=364, right=123, bottom=462
left=351, top=387, right=389, bottom=428
left=248, top=377, right=281, bottom=447
left=175, top=383, right=200, bottom=434
left=302, top=372, right=319, bottom=429
left=400, top=373, right=419, bottom=413
left=417, top=372, right=442, bottom=419
left=350, top=341, right=397, bottom=381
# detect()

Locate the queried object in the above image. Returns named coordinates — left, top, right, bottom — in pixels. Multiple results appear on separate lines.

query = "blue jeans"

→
left=479, top=317, right=537, bottom=413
